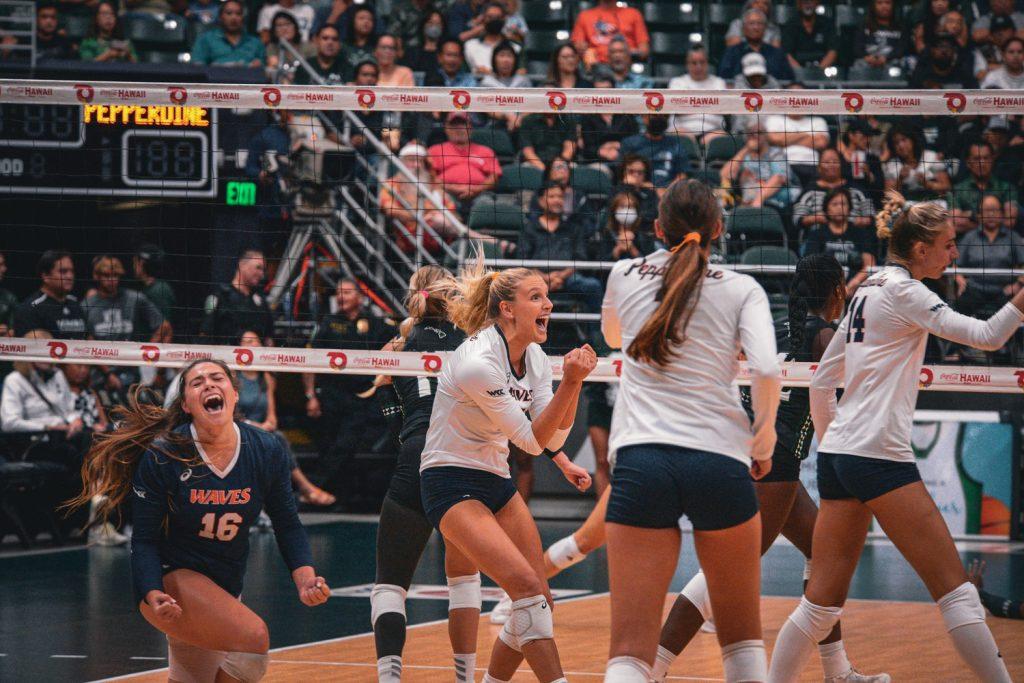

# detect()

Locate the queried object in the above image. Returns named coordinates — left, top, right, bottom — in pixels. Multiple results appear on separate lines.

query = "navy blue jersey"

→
left=130, top=421, right=312, bottom=603
left=392, top=318, right=465, bottom=442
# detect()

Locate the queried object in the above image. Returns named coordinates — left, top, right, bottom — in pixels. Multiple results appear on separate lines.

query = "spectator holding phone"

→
left=79, top=1, right=137, bottom=62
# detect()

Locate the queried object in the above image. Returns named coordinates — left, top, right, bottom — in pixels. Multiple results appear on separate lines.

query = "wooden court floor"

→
left=118, top=593, right=1024, bottom=682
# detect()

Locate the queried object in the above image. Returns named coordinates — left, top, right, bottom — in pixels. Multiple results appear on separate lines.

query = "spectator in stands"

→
left=718, top=7, right=795, bottom=81
left=244, top=109, right=293, bottom=231
left=187, top=0, right=219, bottom=25
left=852, top=0, right=905, bottom=79
left=304, top=280, right=394, bottom=502
left=0, top=253, right=16, bottom=337
left=910, top=32, right=978, bottom=88
left=983, top=36, right=1024, bottom=88
left=983, top=117, right=1023, bottom=185
left=838, top=119, right=886, bottom=202
left=725, top=0, right=782, bottom=48
left=402, top=9, right=446, bottom=74
left=78, top=2, right=136, bottom=62
left=782, top=0, right=837, bottom=69
left=941, top=11, right=987, bottom=80
left=731, top=52, right=781, bottom=136
left=518, top=182, right=604, bottom=315
left=883, top=124, right=952, bottom=200
left=294, top=24, right=349, bottom=84
left=14, top=251, right=86, bottom=340
left=793, top=148, right=875, bottom=241
left=725, top=119, right=799, bottom=212
left=34, top=2, right=76, bottom=61
left=62, top=363, right=108, bottom=434
left=950, top=140, right=1020, bottom=234
left=83, top=255, right=171, bottom=394
left=615, top=153, right=659, bottom=227
left=199, top=249, right=274, bottom=345
left=764, top=91, right=830, bottom=185
left=546, top=42, right=592, bottom=89
left=133, top=245, right=175, bottom=324
left=428, top=111, right=501, bottom=211
left=955, top=194, right=1024, bottom=316
left=388, top=0, right=435, bottom=50
left=578, top=68, right=639, bottom=163
left=343, top=60, right=401, bottom=152
left=502, top=0, right=528, bottom=44
left=463, top=1, right=510, bottom=75
left=802, top=188, right=876, bottom=296
left=448, top=0, right=487, bottom=44
left=481, top=40, right=531, bottom=130
left=237, top=330, right=336, bottom=506
left=381, top=143, right=460, bottom=255
left=977, top=15, right=1018, bottom=75
left=191, top=0, right=265, bottom=66
left=518, top=111, right=579, bottom=170
left=910, top=0, right=953, bottom=54
left=258, top=0, right=315, bottom=43
left=668, top=46, right=728, bottom=143
left=620, top=115, right=689, bottom=193
left=571, top=0, right=650, bottom=66
left=375, top=33, right=415, bottom=87
left=340, top=4, right=379, bottom=71
left=265, top=11, right=315, bottom=70
left=972, top=0, right=1024, bottom=45
left=594, top=190, right=655, bottom=261
left=607, top=37, right=652, bottom=89
left=423, top=37, right=476, bottom=88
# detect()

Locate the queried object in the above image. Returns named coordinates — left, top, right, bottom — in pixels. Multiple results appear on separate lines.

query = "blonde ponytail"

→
left=447, top=256, right=538, bottom=336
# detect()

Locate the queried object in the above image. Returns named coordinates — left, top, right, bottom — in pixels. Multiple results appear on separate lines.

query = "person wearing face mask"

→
left=596, top=191, right=654, bottom=262
left=620, top=116, right=690, bottom=196
left=402, top=9, right=447, bottom=73
left=463, top=2, right=515, bottom=75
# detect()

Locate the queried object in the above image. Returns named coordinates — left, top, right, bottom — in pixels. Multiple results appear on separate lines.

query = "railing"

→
left=0, top=1, right=35, bottom=66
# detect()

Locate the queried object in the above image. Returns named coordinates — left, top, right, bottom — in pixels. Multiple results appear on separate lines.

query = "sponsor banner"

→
left=0, top=339, right=1021, bottom=391
left=2, top=81, right=1019, bottom=114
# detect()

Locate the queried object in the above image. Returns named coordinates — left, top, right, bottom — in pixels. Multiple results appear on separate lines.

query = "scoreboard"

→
left=0, top=103, right=217, bottom=197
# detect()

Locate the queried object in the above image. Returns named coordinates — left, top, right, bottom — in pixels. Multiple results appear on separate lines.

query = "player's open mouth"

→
left=202, top=394, right=225, bottom=414
left=535, top=316, right=549, bottom=334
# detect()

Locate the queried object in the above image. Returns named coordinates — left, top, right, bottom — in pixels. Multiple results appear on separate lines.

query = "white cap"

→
left=398, top=143, right=428, bottom=158
left=741, top=52, right=767, bottom=77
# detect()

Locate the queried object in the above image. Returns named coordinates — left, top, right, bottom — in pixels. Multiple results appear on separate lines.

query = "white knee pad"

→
left=789, top=596, right=842, bottom=643
left=605, top=655, right=652, bottom=682
left=939, top=582, right=987, bottom=631
left=220, top=651, right=269, bottom=682
left=448, top=573, right=482, bottom=612
left=722, top=639, right=767, bottom=683
left=680, top=572, right=713, bottom=622
left=497, top=622, right=522, bottom=653
left=505, top=594, right=554, bottom=646
left=370, top=583, right=407, bottom=626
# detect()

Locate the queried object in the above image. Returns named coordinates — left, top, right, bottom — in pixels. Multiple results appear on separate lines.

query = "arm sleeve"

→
left=528, top=356, right=570, bottom=452
left=894, top=279, right=1024, bottom=351
left=600, top=266, right=623, bottom=349
left=458, top=358, right=543, bottom=455
left=809, top=315, right=848, bottom=441
left=262, top=438, right=314, bottom=572
left=739, top=284, right=782, bottom=462
left=0, top=375, right=54, bottom=432
left=377, top=383, right=404, bottom=442
left=130, top=452, right=171, bottom=604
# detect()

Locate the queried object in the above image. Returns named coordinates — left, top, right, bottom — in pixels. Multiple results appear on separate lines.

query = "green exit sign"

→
left=226, top=181, right=256, bottom=206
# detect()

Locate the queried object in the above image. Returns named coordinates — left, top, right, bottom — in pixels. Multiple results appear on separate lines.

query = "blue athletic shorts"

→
left=606, top=444, right=759, bottom=531
left=420, top=465, right=519, bottom=529
left=817, top=452, right=922, bottom=502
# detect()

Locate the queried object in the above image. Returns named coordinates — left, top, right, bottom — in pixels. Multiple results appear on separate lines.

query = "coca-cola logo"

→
left=74, top=83, right=94, bottom=104
left=547, top=91, right=567, bottom=111
left=841, top=92, right=863, bottom=113
left=167, top=87, right=188, bottom=105
left=233, top=348, right=253, bottom=366
left=47, top=340, right=68, bottom=359
left=919, top=367, right=934, bottom=388
left=422, top=354, right=442, bottom=373
left=944, top=92, right=966, bottom=114
left=643, top=91, right=664, bottom=112
left=260, top=87, right=281, bottom=107
left=327, top=351, right=347, bottom=370
left=612, top=359, right=622, bottom=377
left=140, top=345, right=161, bottom=363
left=1015, top=369, right=1024, bottom=390
left=741, top=91, right=763, bottom=113
left=355, top=89, right=376, bottom=109
left=450, top=89, right=471, bottom=110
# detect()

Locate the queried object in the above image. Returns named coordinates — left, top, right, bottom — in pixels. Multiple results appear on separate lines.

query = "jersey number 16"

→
left=845, top=297, right=867, bottom=344
left=199, top=512, right=242, bottom=541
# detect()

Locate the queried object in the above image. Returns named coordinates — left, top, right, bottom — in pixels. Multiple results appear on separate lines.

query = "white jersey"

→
left=602, top=250, right=781, bottom=466
left=812, top=266, right=1024, bottom=462
left=420, top=325, right=565, bottom=478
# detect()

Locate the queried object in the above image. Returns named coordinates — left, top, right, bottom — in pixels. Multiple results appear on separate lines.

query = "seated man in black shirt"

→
left=910, top=33, right=979, bottom=89
left=294, top=24, right=350, bottom=85
left=14, top=250, right=87, bottom=340
left=199, top=249, right=275, bottom=346
left=35, top=3, right=76, bottom=61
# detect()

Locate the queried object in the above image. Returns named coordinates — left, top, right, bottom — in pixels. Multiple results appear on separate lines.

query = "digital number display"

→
left=124, top=132, right=207, bottom=186
left=0, top=104, right=84, bottom=147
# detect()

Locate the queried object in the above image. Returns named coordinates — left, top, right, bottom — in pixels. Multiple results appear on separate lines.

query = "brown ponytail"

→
left=876, top=189, right=949, bottom=267
left=628, top=179, right=720, bottom=367
left=64, top=359, right=235, bottom=525
left=395, top=264, right=457, bottom=350
left=446, top=256, right=539, bottom=336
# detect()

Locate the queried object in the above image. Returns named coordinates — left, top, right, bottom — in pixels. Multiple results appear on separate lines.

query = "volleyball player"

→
left=70, top=359, right=330, bottom=682
left=420, top=262, right=596, bottom=683
left=368, top=266, right=479, bottom=683
left=768, top=192, right=1024, bottom=683
left=601, top=178, right=782, bottom=682
left=654, top=255, right=889, bottom=683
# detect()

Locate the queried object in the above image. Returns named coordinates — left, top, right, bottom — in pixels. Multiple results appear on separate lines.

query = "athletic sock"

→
left=651, top=644, right=677, bottom=681
left=547, top=534, right=586, bottom=570
left=939, top=582, right=1012, bottom=682
left=376, top=654, right=402, bottom=682
left=605, top=656, right=652, bottom=682
left=980, top=589, right=1024, bottom=620
left=767, top=600, right=841, bottom=683
left=722, top=639, right=767, bottom=682
left=454, top=653, right=476, bottom=683
left=818, top=640, right=852, bottom=679
left=482, top=674, right=509, bottom=683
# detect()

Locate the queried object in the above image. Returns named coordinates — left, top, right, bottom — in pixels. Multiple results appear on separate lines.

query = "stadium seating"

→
left=726, top=206, right=788, bottom=252
left=468, top=196, right=526, bottom=240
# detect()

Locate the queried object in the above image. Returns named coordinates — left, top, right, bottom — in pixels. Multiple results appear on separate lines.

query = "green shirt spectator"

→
left=191, top=0, right=265, bottom=66
left=79, top=2, right=137, bottom=63
left=948, top=141, right=1019, bottom=234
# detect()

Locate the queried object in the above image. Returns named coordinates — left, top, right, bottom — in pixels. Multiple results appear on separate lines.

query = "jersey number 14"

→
left=845, top=297, right=867, bottom=343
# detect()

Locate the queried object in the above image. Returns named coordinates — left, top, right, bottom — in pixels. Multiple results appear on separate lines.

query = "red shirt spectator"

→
left=427, top=112, right=501, bottom=202
left=571, top=0, right=649, bottom=65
